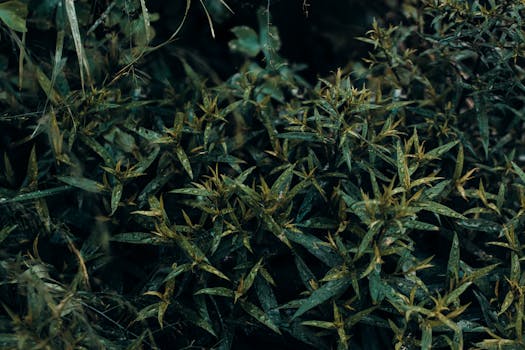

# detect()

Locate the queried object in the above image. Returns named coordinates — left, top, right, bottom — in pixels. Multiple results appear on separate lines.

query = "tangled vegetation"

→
left=0, top=0, right=524, bottom=349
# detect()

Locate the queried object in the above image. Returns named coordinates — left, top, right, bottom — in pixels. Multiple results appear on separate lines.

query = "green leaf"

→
left=175, top=146, right=193, bottom=179
left=285, top=230, right=341, bottom=266
left=194, top=287, right=234, bottom=298
left=0, top=0, right=27, bottom=32
left=173, top=232, right=207, bottom=262
left=199, top=263, right=230, bottom=281
left=239, top=300, right=281, bottom=334
left=0, top=186, right=72, bottom=204
left=271, top=165, right=294, bottom=198
left=169, top=187, right=213, bottom=197
left=262, top=212, right=292, bottom=248
left=139, top=0, right=152, bottom=45
left=296, top=217, right=338, bottom=229
left=79, top=134, right=115, bottom=167
left=239, top=258, right=263, bottom=296
left=162, top=263, right=192, bottom=283
left=193, top=295, right=217, bottom=336
left=174, top=301, right=217, bottom=337
left=357, top=222, right=382, bottom=259
left=0, top=225, right=16, bottom=245
left=511, top=252, right=521, bottom=282
left=396, top=141, right=410, bottom=189
left=421, top=322, right=432, bottom=350
left=416, top=201, right=466, bottom=219
left=403, top=220, right=439, bottom=231
left=463, top=263, right=498, bottom=284
left=345, top=306, right=379, bottom=327
left=277, top=132, right=323, bottom=142
left=110, top=182, right=123, bottom=215
left=498, top=290, right=514, bottom=316
left=457, top=218, right=501, bottom=233
left=257, top=8, right=282, bottom=65
left=447, top=232, right=460, bottom=283
left=301, top=320, right=335, bottom=329
left=138, top=168, right=175, bottom=205
left=368, top=269, right=386, bottom=304
left=133, top=145, right=160, bottom=174
left=453, top=144, right=464, bottom=181
left=110, top=232, right=170, bottom=245
left=426, top=140, right=459, bottom=159
left=287, top=322, right=329, bottom=349
left=23, top=146, right=38, bottom=191
left=445, top=282, right=472, bottom=305
left=34, top=66, right=61, bottom=104
left=476, top=96, right=489, bottom=158
left=423, top=180, right=451, bottom=200
left=229, top=26, right=261, bottom=57
left=254, top=276, right=281, bottom=325
left=511, top=161, right=525, bottom=184
left=294, top=253, right=317, bottom=291
left=342, top=141, right=352, bottom=173
left=292, top=278, right=352, bottom=320
left=57, top=175, right=104, bottom=193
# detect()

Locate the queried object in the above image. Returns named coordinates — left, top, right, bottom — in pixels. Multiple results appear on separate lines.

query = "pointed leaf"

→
left=111, top=232, right=170, bottom=245
left=194, top=287, right=234, bottom=298
left=176, top=146, right=193, bottom=179
left=292, top=278, right=352, bottom=320
left=426, top=140, right=459, bottom=159
left=110, top=182, right=123, bottom=215
left=57, top=175, right=104, bottom=193
left=417, top=201, right=466, bottom=219
left=396, top=141, right=410, bottom=189
left=447, top=232, right=460, bottom=282
left=239, top=300, right=281, bottom=334
left=199, top=263, right=230, bottom=281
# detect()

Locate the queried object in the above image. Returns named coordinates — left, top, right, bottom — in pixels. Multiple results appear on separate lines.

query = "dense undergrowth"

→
left=0, top=0, right=525, bottom=349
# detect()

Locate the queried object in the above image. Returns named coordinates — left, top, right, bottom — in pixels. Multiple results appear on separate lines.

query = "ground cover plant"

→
left=0, top=0, right=524, bottom=349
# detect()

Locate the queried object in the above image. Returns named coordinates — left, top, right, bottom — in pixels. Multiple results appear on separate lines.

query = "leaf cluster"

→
left=0, top=1, right=525, bottom=349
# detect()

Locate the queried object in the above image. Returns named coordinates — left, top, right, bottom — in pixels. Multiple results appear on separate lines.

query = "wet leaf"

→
left=292, top=278, right=352, bottom=320
left=426, top=140, right=459, bottom=159
left=57, top=176, right=104, bottom=193
left=195, top=287, right=234, bottom=298
left=285, top=230, right=341, bottom=266
left=239, top=300, right=281, bottom=334
left=110, top=182, right=123, bottom=215
left=396, top=140, right=410, bottom=189
left=199, top=263, right=230, bottom=281
left=447, top=232, right=460, bottom=283
left=0, top=186, right=72, bottom=204
left=175, top=146, right=194, bottom=179
left=111, top=232, right=170, bottom=245
left=416, top=201, right=466, bottom=219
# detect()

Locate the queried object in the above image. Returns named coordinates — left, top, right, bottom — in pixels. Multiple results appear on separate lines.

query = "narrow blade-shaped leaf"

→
left=292, top=278, right=352, bottom=320
left=239, top=300, right=281, bottom=334
left=176, top=146, right=193, bottom=179
left=57, top=176, right=104, bottom=193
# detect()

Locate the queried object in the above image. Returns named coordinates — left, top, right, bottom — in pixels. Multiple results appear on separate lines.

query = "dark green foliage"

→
left=1, top=0, right=525, bottom=349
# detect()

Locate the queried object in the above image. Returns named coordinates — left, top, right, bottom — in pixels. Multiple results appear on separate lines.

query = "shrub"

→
left=0, top=0, right=524, bottom=349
